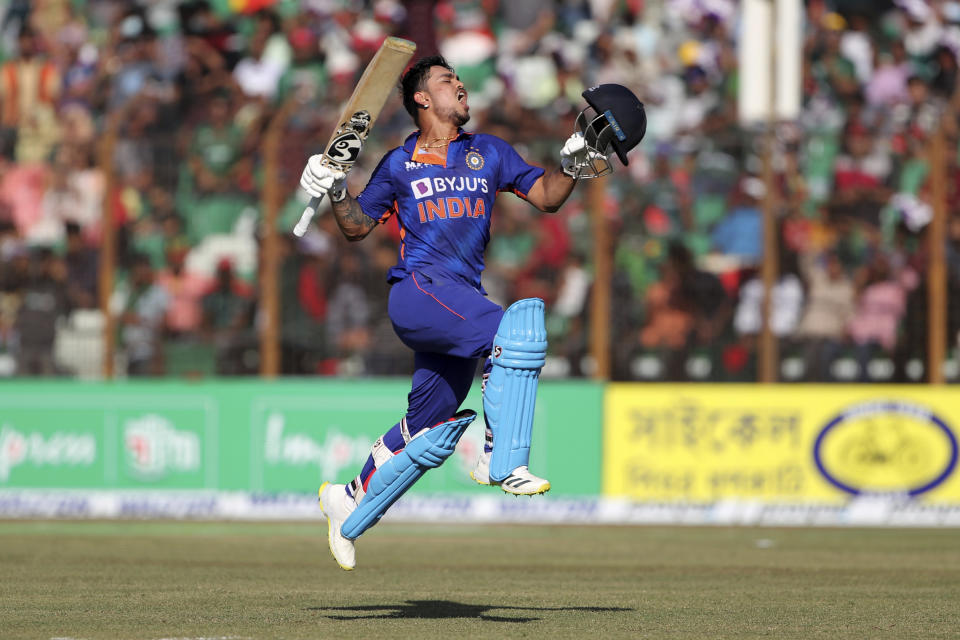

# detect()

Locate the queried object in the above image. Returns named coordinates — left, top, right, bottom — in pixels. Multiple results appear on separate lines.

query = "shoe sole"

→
left=469, top=471, right=491, bottom=486
left=474, top=471, right=551, bottom=496
left=318, top=482, right=354, bottom=571
left=501, top=481, right=551, bottom=496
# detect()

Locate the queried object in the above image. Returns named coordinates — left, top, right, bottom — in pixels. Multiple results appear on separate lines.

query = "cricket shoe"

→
left=471, top=453, right=551, bottom=495
left=499, top=466, right=551, bottom=495
left=470, top=450, right=493, bottom=486
left=318, top=482, right=357, bottom=571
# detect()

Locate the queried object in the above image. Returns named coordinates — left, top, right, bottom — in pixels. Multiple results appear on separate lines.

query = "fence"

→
left=1, top=380, right=957, bottom=526
left=76, top=109, right=960, bottom=385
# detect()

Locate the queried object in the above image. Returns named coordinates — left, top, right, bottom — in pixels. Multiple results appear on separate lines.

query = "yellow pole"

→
left=98, top=123, right=118, bottom=378
left=259, top=107, right=290, bottom=378
left=758, top=0, right=779, bottom=383
left=759, top=130, right=779, bottom=383
left=928, top=121, right=948, bottom=384
left=589, top=176, right=611, bottom=380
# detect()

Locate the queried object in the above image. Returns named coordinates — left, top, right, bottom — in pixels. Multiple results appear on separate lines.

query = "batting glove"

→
left=300, top=155, right=347, bottom=200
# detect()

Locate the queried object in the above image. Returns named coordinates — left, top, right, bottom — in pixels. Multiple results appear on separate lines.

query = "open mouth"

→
left=457, top=89, right=467, bottom=104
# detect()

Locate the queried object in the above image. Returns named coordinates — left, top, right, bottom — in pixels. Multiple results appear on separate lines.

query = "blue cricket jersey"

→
left=356, top=129, right=545, bottom=290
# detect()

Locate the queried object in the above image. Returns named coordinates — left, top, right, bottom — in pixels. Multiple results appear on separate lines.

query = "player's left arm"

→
left=524, top=168, right=577, bottom=214
left=519, top=132, right=600, bottom=213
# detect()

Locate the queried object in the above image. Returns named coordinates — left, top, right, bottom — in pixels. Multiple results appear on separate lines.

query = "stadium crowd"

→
left=0, top=0, right=958, bottom=382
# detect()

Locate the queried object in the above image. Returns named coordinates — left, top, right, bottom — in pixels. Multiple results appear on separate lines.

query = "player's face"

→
left=424, top=66, right=470, bottom=127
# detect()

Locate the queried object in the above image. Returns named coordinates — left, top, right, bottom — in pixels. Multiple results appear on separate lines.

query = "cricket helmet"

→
left=574, top=84, right=646, bottom=177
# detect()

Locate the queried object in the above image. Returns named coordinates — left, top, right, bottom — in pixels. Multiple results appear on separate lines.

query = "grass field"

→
left=1, top=521, right=958, bottom=639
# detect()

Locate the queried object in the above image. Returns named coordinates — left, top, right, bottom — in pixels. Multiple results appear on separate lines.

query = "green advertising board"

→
left=0, top=380, right=602, bottom=496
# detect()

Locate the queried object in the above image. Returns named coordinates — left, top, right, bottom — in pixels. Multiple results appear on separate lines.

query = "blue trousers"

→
left=349, top=270, right=502, bottom=496
left=390, top=270, right=503, bottom=422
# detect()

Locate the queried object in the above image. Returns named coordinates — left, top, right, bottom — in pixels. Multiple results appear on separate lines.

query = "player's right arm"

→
left=299, top=155, right=376, bottom=241
left=330, top=195, right=376, bottom=242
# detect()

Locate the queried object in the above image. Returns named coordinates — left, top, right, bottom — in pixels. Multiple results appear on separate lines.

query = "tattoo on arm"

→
left=331, top=195, right=376, bottom=241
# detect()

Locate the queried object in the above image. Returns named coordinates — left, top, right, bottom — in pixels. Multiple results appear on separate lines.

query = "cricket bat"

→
left=293, top=37, right=417, bottom=237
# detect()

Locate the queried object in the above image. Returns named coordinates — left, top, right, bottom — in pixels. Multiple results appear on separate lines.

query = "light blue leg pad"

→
left=341, top=410, right=476, bottom=539
left=484, top=298, right=547, bottom=482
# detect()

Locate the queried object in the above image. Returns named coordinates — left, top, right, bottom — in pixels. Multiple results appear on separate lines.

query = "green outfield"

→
left=1, top=521, right=958, bottom=640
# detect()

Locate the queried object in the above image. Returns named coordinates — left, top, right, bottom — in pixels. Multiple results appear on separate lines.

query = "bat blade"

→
left=294, top=37, right=416, bottom=236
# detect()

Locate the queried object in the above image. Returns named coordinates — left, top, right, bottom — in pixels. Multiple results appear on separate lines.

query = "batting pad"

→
left=341, top=410, right=476, bottom=539
left=484, top=298, right=547, bottom=482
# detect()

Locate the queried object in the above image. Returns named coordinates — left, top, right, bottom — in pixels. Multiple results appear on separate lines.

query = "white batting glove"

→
left=560, top=132, right=608, bottom=178
left=300, top=155, right=346, bottom=200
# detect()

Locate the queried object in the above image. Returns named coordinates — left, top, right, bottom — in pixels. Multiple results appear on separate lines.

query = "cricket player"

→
left=300, top=55, right=644, bottom=570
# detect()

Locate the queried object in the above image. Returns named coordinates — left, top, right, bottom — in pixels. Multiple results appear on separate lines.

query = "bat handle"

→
left=293, top=195, right=324, bottom=237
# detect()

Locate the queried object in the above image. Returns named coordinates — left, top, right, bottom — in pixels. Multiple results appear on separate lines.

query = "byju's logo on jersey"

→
left=411, top=177, right=434, bottom=199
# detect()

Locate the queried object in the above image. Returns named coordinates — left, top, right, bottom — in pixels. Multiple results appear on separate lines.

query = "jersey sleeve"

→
left=494, top=137, right=545, bottom=198
left=356, top=150, right=399, bottom=223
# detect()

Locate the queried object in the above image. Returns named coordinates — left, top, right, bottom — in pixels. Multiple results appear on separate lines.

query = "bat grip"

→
left=293, top=195, right=324, bottom=237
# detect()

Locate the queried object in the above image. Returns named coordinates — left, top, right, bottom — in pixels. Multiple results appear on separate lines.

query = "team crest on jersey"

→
left=466, top=149, right=484, bottom=170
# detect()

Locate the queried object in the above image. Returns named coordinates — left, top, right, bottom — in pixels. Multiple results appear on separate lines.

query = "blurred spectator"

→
left=810, top=13, right=860, bottom=103
left=902, top=0, right=943, bottom=59
left=12, top=247, right=68, bottom=375
left=638, top=148, right=693, bottom=237
left=711, top=177, right=764, bottom=264
left=676, top=65, right=719, bottom=136
left=233, top=17, right=287, bottom=102
left=114, top=95, right=160, bottom=194
left=326, top=252, right=371, bottom=366
left=866, top=40, right=911, bottom=107
left=278, top=234, right=327, bottom=374
left=0, top=24, right=61, bottom=164
left=734, top=252, right=805, bottom=339
left=929, top=44, right=958, bottom=99
left=63, top=220, right=98, bottom=309
left=834, top=121, right=892, bottom=197
left=176, top=34, right=230, bottom=122
left=56, top=143, right=103, bottom=237
left=119, top=253, right=169, bottom=376
left=796, top=251, right=856, bottom=380
left=498, top=0, right=555, bottom=60
left=891, top=74, right=941, bottom=135
left=848, top=254, right=917, bottom=376
left=156, top=242, right=207, bottom=338
left=179, top=1, right=240, bottom=68
left=841, top=13, right=874, bottom=84
left=186, top=91, right=248, bottom=197
left=105, top=13, right=170, bottom=111
left=639, top=246, right=696, bottom=351
left=277, top=26, right=327, bottom=105
left=201, top=257, right=254, bottom=375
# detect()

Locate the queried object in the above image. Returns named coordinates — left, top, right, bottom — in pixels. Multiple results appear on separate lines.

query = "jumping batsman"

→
left=299, top=55, right=645, bottom=570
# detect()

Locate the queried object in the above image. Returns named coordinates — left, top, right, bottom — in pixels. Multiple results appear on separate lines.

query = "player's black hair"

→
left=401, top=55, right=454, bottom=123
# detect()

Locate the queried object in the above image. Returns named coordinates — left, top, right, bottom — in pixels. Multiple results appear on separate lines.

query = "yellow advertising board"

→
left=604, top=385, right=960, bottom=503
